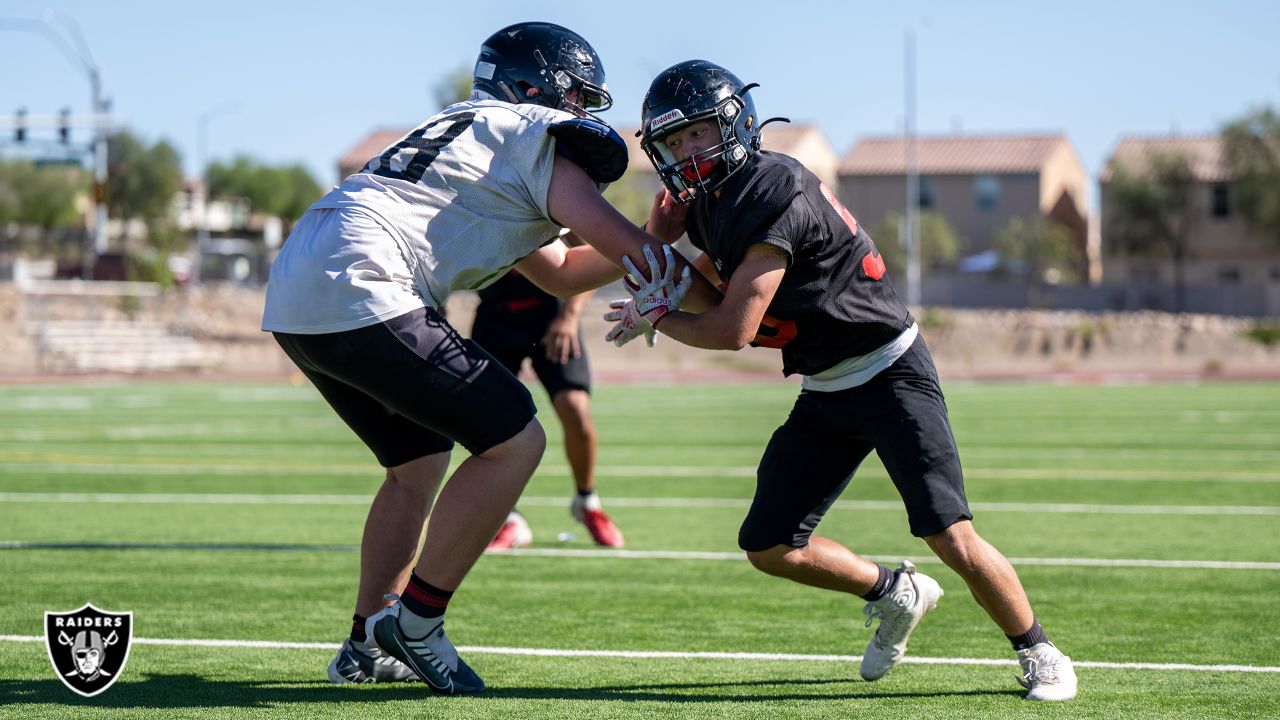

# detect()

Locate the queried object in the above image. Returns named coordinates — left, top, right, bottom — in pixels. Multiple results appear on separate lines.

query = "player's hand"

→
left=645, top=188, right=689, bottom=243
left=622, top=244, right=692, bottom=328
left=603, top=298, right=658, bottom=347
left=542, top=316, right=581, bottom=363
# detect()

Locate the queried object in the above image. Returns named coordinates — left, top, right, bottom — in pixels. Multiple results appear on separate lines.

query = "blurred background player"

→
left=263, top=24, right=711, bottom=694
left=610, top=59, right=1077, bottom=701
left=472, top=268, right=624, bottom=549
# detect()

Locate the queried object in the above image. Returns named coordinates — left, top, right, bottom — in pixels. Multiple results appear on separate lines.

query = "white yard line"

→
left=1, top=540, right=1277, bottom=571
left=0, top=634, right=1275, bottom=674
left=3, top=461, right=1279, bottom=482
left=2, top=491, right=1278, bottom=517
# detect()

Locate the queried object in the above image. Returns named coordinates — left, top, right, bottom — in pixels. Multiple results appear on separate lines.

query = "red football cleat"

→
left=486, top=511, right=532, bottom=551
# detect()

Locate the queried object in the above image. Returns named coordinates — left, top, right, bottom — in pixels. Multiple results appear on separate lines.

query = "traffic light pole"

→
left=1, top=14, right=109, bottom=279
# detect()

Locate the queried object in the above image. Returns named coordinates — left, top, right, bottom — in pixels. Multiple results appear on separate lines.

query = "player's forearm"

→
left=655, top=306, right=756, bottom=351
left=556, top=246, right=624, bottom=295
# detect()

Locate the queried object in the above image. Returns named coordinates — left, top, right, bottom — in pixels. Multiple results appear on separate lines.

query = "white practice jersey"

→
left=263, top=99, right=572, bottom=334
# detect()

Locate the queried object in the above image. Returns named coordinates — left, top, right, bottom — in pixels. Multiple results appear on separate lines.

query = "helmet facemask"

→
left=532, top=49, right=613, bottom=119
left=472, top=22, right=613, bottom=121
left=643, top=94, right=754, bottom=204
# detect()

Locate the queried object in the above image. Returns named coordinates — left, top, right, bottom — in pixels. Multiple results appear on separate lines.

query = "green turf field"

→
left=2, top=379, right=1278, bottom=719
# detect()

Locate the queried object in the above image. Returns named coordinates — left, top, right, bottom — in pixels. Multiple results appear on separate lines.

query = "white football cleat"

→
left=859, top=560, right=944, bottom=681
left=1017, top=642, right=1078, bottom=701
left=327, top=636, right=418, bottom=684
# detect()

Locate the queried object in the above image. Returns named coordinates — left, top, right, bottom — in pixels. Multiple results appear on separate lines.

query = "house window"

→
left=1218, top=267, right=1241, bottom=284
left=1211, top=184, right=1230, bottom=219
left=918, top=176, right=936, bottom=209
left=974, top=175, right=999, bottom=212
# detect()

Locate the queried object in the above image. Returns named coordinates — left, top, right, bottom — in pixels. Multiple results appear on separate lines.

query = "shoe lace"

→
left=862, top=602, right=883, bottom=629
left=862, top=603, right=893, bottom=651
left=1016, top=653, right=1062, bottom=689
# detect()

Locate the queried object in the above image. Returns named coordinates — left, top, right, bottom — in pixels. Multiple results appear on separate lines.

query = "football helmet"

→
left=473, top=22, right=612, bottom=118
left=640, top=59, right=787, bottom=202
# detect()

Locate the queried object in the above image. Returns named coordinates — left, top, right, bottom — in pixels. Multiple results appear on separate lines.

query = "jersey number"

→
left=368, top=112, right=477, bottom=184
left=819, top=181, right=884, bottom=280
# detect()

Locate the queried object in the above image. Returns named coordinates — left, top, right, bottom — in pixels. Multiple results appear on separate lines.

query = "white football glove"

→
left=603, top=298, right=658, bottom=347
left=603, top=244, right=692, bottom=347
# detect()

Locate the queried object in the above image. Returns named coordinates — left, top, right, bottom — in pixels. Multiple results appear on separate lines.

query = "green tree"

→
left=995, top=216, right=1083, bottom=306
left=1105, top=151, right=1195, bottom=312
left=603, top=172, right=659, bottom=226
left=1222, top=106, right=1280, bottom=244
left=0, top=158, right=87, bottom=228
left=107, top=130, right=184, bottom=230
left=433, top=64, right=474, bottom=110
left=205, top=156, right=322, bottom=221
left=869, top=211, right=961, bottom=275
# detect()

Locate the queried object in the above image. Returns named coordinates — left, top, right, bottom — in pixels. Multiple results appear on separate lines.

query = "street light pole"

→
left=90, top=66, right=108, bottom=271
left=192, top=103, right=239, bottom=285
left=904, top=27, right=921, bottom=309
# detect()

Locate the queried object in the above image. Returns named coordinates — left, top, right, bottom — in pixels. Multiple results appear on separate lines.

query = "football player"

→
left=263, top=24, right=712, bottom=694
left=609, top=59, right=1077, bottom=701
left=472, top=269, right=625, bottom=551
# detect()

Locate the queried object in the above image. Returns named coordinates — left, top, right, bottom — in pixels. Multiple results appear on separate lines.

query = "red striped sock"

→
left=401, top=573, right=453, bottom=618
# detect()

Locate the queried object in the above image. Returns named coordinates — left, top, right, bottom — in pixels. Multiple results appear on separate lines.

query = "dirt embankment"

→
left=1, top=284, right=1276, bottom=381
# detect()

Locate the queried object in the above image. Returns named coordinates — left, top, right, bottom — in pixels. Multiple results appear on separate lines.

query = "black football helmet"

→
left=473, top=22, right=612, bottom=118
left=640, top=60, right=786, bottom=202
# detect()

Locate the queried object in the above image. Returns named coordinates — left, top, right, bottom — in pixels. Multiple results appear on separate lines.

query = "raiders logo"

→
left=45, top=603, right=133, bottom=697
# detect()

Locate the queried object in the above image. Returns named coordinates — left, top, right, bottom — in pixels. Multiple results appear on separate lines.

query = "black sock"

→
left=1007, top=618, right=1050, bottom=651
left=577, top=488, right=595, bottom=497
left=401, top=572, right=453, bottom=618
left=350, top=613, right=366, bottom=643
left=859, top=565, right=897, bottom=602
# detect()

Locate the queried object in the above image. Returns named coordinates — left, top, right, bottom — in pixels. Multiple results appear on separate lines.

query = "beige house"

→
left=616, top=122, right=839, bottom=186
left=338, top=122, right=839, bottom=189
left=837, top=134, right=1090, bottom=273
left=1099, top=135, right=1276, bottom=288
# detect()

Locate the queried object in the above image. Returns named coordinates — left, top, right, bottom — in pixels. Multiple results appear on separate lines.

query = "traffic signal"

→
left=59, top=108, right=71, bottom=144
left=15, top=108, right=26, bottom=143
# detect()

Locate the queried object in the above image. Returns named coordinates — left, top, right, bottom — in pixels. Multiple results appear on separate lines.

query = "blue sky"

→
left=3, top=1, right=1277, bottom=211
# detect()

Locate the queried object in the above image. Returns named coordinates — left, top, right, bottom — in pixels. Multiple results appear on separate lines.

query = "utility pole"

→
left=903, top=28, right=921, bottom=309
left=192, top=103, right=239, bottom=285
left=0, top=13, right=111, bottom=279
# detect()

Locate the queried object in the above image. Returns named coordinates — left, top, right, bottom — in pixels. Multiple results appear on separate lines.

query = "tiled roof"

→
left=1099, top=135, right=1228, bottom=183
left=338, top=122, right=833, bottom=177
left=618, top=123, right=830, bottom=173
left=838, top=134, right=1071, bottom=176
left=337, top=128, right=409, bottom=177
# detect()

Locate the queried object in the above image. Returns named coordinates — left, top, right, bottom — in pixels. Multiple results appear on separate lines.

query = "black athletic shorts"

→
left=738, top=335, right=972, bottom=551
left=470, top=298, right=591, bottom=397
left=273, top=306, right=537, bottom=467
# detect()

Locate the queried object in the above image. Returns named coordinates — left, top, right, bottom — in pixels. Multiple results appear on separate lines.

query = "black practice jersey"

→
left=685, top=152, right=914, bottom=376
left=476, top=270, right=555, bottom=306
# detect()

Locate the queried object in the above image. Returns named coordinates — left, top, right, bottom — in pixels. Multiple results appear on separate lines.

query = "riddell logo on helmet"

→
left=649, top=109, right=684, bottom=130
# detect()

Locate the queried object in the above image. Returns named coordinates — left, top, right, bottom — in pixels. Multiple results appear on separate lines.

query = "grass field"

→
left=1, top=378, right=1279, bottom=719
